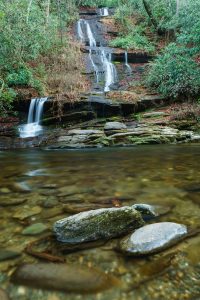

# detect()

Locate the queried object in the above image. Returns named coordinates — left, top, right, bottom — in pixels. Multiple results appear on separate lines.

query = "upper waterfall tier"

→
left=76, top=9, right=118, bottom=92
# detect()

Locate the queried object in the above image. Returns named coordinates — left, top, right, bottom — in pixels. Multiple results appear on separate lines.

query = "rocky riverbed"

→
left=0, top=146, right=200, bottom=299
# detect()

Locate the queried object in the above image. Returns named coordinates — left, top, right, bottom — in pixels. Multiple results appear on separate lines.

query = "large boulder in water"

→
left=119, top=222, right=187, bottom=256
left=53, top=206, right=144, bottom=244
left=11, top=263, right=119, bottom=293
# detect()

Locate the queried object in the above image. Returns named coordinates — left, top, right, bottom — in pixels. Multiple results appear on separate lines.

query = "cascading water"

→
left=84, top=20, right=96, bottom=47
left=125, top=51, right=132, bottom=73
left=101, top=51, right=118, bottom=92
left=19, top=97, right=47, bottom=138
left=99, top=8, right=109, bottom=17
left=77, top=19, right=85, bottom=42
left=76, top=9, right=118, bottom=92
left=89, top=49, right=100, bottom=83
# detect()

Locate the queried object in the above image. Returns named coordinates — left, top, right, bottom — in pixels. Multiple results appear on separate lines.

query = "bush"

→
left=146, top=43, right=200, bottom=99
left=6, top=67, right=33, bottom=86
left=0, top=88, right=16, bottom=116
left=110, top=32, right=155, bottom=52
left=110, top=24, right=155, bottom=53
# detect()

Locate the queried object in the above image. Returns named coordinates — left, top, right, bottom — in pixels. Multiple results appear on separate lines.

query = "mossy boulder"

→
left=53, top=206, right=144, bottom=244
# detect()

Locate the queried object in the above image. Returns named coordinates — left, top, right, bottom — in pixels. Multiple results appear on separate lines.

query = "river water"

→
left=0, top=144, right=200, bottom=299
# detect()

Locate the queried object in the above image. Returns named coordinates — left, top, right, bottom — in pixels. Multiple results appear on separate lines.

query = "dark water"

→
left=0, top=145, right=200, bottom=299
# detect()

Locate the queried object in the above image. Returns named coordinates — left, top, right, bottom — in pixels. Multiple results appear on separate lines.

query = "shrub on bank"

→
left=146, top=43, right=200, bottom=99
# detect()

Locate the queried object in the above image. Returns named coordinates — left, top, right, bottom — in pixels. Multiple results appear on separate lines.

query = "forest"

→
left=0, top=0, right=200, bottom=115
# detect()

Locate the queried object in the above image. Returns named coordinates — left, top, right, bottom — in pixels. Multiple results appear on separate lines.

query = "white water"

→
left=89, top=49, right=100, bottom=83
left=77, top=19, right=85, bottom=42
left=102, top=50, right=118, bottom=92
left=76, top=12, right=118, bottom=92
left=125, top=51, right=132, bottom=73
left=84, top=20, right=96, bottom=47
left=99, top=8, right=109, bottom=17
left=19, top=97, right=47, bottom=138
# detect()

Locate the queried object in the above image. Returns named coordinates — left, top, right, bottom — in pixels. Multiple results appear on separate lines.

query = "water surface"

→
left=0, top=145, right=200, bottom=299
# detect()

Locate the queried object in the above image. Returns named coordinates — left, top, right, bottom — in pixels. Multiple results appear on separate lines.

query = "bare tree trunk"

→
left=46, top=0, right=51, bottom=25
left=27, top=0, right=33, bottom=23
left=57, top=0, right=63, bottom=44
left=142, top=0, right=165, bottom=35
left=142, top=0, right=158, bottom=30
left=176, top=0, right=180, bottom=16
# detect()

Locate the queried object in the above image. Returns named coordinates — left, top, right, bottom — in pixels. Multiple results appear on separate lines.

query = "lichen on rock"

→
left=53, top=206, right=144, bottom=244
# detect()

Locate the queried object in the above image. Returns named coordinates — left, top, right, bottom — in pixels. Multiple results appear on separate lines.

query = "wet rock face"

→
left=119, top=222, right=187, bottom=256
left=11, top=263, right=119, bottom=293
left=54, top=206, right=144, bottom=244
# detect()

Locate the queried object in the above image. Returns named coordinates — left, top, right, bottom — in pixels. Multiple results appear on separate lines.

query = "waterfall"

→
left=102, top=51, right=118, bottom=92
left=19, top=97, right=47, bottom=138
left=77, top=19, right=85, bottom=42
left=84, top=20, right=96, bottom=47
left=99, top=8, right=109, bottom=17
left=76, top=14, right=118, bottom=92
left=89, top=49, right=100, bottom=83
left=125, top=51, right=132, bottom=73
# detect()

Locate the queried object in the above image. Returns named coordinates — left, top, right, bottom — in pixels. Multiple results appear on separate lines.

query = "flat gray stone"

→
left=54, top=206, right=144, bottom=244
left=67, top=129, right=102, bottom=135
left=143, top=112, right=168, bottom=118
left=119, top=222, right=187, bottom=255
left=104, top=122, right=127, bottom=131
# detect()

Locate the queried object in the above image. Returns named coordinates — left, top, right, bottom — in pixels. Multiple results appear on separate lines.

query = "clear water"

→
left=0, top=145, right=200, bottom=299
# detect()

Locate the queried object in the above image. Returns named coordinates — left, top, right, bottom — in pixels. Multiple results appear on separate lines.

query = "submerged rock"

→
left=22, top=223, right=48, bottom=236
left=119, top=222, right=187, bottom=255
left=11, top=263, right=119, bottom=293
left=0, top=249, right=21, bottom=261
left=54, top=206, right=144, bottom=244
left=132, top=203, right=172, bottom=219
left=13, top=206, right=42, bottom=220
left=0, top=289, right=10, bottom=300
left=0, top=196, right=27, bottom=207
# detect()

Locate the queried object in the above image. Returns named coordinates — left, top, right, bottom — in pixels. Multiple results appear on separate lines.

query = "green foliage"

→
left=0, top=0, right=77, bottom=115
left=110, top=25, right=155, bottom=52
left=76, top=0, right=118, bottom=7
left=6, top=68, right=33, bottom=87
left=0, top=88, right=17, bottom=116
left=146, top=44, right=200, bottom=99
left=176, top=0, right=200, bottom=54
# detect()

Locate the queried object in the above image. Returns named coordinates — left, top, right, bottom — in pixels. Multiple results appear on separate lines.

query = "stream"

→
left=0, top=144, right=200, bottom=299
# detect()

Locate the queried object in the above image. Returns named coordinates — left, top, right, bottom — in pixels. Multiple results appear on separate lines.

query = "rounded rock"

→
left=119, top=222, right=187, bottom=255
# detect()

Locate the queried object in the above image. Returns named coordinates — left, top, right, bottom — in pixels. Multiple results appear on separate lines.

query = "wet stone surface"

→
left=53, top=206, right=144, bottom=244
left=119, top=222, right=188, bottom=255
left=11, top=263, right=119, bottom=293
